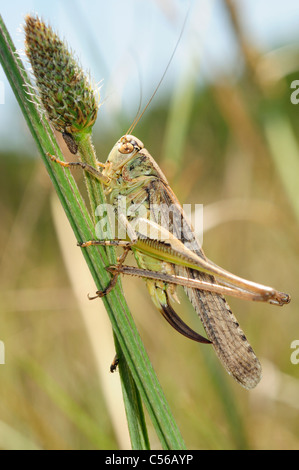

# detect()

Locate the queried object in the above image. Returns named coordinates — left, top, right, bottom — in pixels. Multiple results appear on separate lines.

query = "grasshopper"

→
left=50, top=133, right=290, bottom=390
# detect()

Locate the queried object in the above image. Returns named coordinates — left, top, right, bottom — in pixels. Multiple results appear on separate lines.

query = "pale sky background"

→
left=1, top=0, right=299, bottom=151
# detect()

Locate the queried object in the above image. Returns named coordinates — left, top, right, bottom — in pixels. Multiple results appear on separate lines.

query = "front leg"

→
left=48, top=153, right=110, bottom=185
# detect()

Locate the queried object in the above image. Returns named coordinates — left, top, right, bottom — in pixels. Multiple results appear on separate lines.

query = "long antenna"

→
left=126, top=7, right=190, bottom=136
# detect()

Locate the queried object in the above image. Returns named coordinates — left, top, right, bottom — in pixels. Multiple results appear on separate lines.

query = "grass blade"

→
left=0, top=14, right=186, bottom=450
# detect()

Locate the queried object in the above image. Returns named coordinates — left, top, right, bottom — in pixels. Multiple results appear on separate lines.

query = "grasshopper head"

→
left=104, top=133, right=165, bottom=185
left=118, top=135, right=144, bottom=155
left=106, top=135, right=144, bottom=171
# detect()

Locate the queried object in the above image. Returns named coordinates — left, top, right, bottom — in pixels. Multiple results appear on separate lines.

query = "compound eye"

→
left=119, top=137, right=134, bottom=154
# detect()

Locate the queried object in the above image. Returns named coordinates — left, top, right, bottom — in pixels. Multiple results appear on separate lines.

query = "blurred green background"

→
left=0, top=0, right=299, bottom=449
